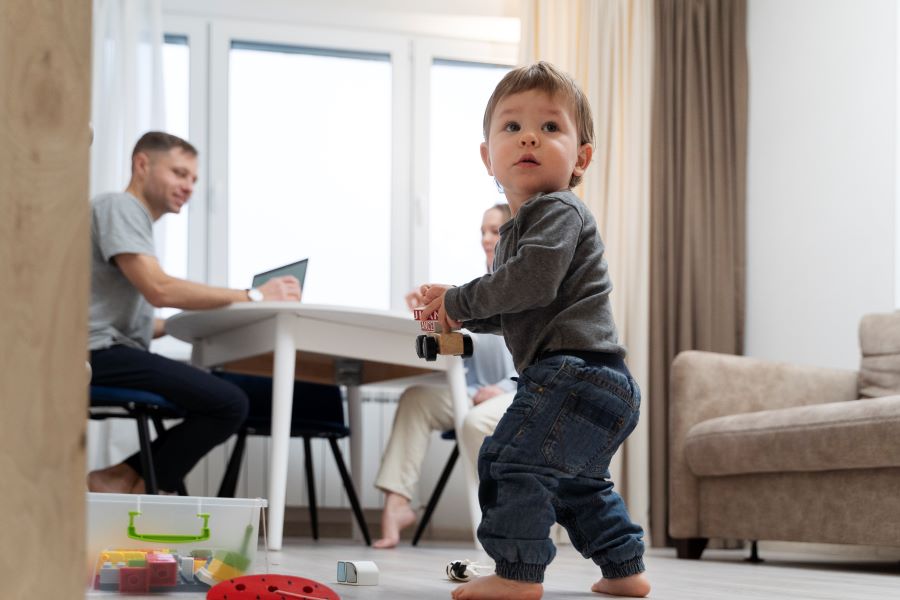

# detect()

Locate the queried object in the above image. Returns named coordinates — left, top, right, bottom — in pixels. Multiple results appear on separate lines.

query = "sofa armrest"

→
left=668, top=350, right=858, bottom=539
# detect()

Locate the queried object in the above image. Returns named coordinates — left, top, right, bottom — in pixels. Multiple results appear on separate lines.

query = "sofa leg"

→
left=745, top=540, right=764, bottom=563
left=674, top=537, right=708, bottom=559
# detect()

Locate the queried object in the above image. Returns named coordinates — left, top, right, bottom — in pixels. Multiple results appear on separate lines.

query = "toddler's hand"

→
left=417, top=284, right=462, bottom=332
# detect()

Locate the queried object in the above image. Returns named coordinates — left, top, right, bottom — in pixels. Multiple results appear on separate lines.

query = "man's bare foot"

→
left=87, top=463, right=139, bottom=494
left=591, top=572, right=651, bottom=597
left=373, top=492, right=417, bottom=549
left=451, top=575, right=542, bottom=600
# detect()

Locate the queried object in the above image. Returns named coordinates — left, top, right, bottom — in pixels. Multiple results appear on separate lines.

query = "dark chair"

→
left=88, top=385, right=188, bottom=495
left=411, top=429, right=459, bottom=546
left=213, top=372, right=372, bottom=545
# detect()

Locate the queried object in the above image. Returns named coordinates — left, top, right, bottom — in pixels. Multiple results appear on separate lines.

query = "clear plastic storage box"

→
left=86, top=493, right=267, bottom=594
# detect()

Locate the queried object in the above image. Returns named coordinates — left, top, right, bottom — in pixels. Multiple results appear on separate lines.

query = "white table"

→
left=166, top=303, right=479, bottom=550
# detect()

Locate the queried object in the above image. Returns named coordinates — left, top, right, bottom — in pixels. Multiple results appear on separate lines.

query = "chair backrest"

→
left=212, top=371, right=345, bottom=433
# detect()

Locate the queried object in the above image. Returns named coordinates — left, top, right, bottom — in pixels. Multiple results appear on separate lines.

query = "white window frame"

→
left=161, top=15, right=210, bottom=284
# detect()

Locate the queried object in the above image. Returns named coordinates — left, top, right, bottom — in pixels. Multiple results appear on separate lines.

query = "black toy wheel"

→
left=415, top=335, right=426, bottom=359
left=423, top=336, right=438, bottom=361
left=461, top=334, right=474, bottom=358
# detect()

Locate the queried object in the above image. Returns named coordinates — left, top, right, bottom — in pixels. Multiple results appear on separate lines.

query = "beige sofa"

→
left=668, top=313, right=900, bottom=559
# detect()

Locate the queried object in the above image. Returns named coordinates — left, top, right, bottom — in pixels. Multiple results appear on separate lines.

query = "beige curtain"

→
left=520, top=0, right=654, bottom=542
left=648, top=0, right=748, bottom=546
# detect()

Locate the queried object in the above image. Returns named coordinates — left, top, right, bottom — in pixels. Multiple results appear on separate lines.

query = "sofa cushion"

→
left=859, top=312, right=900, bottom=398
left=684, top=396, right=900, bottom=476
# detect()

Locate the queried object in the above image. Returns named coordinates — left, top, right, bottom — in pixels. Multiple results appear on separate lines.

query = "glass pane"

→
left=158, top=36, right=190, bottom=283
left=428, top=60, right=510, bottom=285
left=228, top=42, right=392, bottom=309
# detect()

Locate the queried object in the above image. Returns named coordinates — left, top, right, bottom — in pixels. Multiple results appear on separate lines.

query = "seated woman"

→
left=373, top=204, right=516, bottom=548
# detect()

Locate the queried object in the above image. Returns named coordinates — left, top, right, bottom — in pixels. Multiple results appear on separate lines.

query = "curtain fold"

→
left=87, top=0, right=166, bottom=471
left=520, top=0, right=654, bottom=541
left=648, top=0, right=748, bottom=546
left=90, top=0, right=165, bottom=197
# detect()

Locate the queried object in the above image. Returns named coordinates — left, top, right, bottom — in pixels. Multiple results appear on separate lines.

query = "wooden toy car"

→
left=413, top=309, right=473, bottom=361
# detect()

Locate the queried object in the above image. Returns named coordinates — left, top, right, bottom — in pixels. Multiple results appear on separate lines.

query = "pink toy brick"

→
left=119, top=566, right=150, bottom=593
left=147, top=552, right=178, bottom=587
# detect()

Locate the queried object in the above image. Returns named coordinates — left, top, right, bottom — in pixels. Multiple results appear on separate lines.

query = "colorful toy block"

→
left=147, top=552, right=178, bottom=587
left=98, top=562, right=120, bottom=586
left=119, top=566, right=150, bottom=593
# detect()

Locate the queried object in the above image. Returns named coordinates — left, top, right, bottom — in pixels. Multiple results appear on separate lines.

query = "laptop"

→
left=251, top=258, right=309, bottom=291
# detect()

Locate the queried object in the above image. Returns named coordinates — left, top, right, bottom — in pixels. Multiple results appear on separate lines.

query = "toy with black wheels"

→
left=415, top=334, right=439, bottom=361
left=412, top=309, right=473, bottom=362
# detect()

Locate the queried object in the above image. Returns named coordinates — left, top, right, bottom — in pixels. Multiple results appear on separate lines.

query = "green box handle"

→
left=127, top=511, right=211, bottom=543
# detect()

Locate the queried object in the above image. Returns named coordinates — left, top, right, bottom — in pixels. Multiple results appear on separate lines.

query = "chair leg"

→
left=412, top=443, right=459, bottom=546
left=217, top=430, right=248, bottom=498
left=152, top=416, right=188, bottom=495
left=303, top=437, right=319, bottom=540
left=327, top=438, right=371, bottom=546
left=135, top=413, right=158, bottom=494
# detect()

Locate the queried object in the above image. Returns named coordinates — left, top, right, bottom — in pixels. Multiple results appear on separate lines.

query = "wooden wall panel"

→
left=0, top=0, right=92, bottom=597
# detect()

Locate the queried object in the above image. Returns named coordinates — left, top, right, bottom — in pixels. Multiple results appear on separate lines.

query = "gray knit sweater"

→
left=444, top=190, right=624, bottom=374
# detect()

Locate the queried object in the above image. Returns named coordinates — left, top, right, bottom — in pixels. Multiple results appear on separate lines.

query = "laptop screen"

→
left=251, top=258, right=308, bottom=290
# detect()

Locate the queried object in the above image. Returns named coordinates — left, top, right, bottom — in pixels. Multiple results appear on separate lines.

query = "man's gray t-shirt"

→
left=89, top=192, right=156, bottom=351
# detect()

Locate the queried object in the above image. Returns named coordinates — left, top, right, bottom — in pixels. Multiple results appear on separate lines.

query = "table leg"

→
left=446, top=357, right=482, bottom=548
left=267, top=313, right=297, bottom=551
left=346, top=384, right=363, bottom=541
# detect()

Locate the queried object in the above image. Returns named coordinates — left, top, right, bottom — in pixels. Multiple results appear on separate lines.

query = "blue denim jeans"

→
left=476, top=354, right=645, bottom=583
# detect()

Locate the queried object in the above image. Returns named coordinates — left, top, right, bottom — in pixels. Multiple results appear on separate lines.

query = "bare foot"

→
left=373, top=492, right=417, bottom=549
left=451, top=575, right=542, bottom=600
left=87, top=463, right=139, bottom=493
left=591, top=573, right=651, bottom=597
left=130, top=478, right=146, bottom=494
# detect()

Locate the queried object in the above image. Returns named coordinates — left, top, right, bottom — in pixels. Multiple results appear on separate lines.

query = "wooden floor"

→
left=87, top=539, right=899, bottom=599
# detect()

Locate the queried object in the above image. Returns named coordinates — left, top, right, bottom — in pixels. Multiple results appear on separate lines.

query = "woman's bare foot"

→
left=373, top=492, right=417, bottom=549
left=591, top=572, right=651, bottom=597
left=451, top=575, right=542, bottom=600
left=87, top=463, right=139, bottom=493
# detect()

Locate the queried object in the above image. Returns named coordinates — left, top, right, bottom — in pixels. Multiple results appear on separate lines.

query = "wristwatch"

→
left=246, top=288, right=264, bottom=302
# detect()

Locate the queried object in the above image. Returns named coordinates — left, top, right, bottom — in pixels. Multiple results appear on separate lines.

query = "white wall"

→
left=746, top=0, right=897, bottom=369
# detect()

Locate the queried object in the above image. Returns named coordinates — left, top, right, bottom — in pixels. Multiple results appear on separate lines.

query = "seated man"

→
left=373, top=204, right=516, bottom=548
left=87, top=131, right=300, bottom=494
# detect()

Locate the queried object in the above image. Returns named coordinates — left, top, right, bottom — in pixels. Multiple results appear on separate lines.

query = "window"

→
left=226, top=43, right=393, bottom=308
left=165, top=15, right=516, bottom=311
left=427, top=60, right=511, bottom=284
left=157, top=34, right=190, bottom=283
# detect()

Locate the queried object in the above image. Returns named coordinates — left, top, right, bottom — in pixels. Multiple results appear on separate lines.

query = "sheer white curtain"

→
left=87, top=0, right=166, bottom=472
left=519, top=0, right=654, bottom=542
left=90, top=0, right=165, bottom=196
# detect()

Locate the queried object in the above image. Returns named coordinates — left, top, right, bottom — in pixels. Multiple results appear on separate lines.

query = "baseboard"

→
left=278, top=507, right=381, bottom=539
left=276, top=506, right=474, bottom=542
left=758, top=540, right=900, bottom=561
left=275, top=508, right=900, bottom=560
